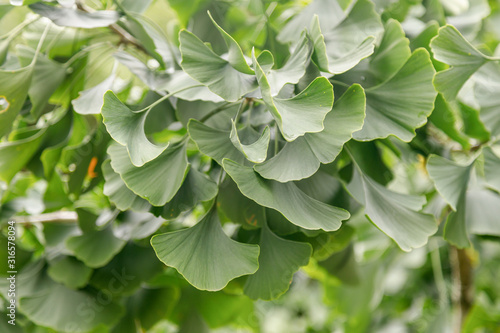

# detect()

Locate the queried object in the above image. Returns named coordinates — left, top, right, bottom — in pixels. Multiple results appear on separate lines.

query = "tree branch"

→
left=12, top=211, right=78, bottom=224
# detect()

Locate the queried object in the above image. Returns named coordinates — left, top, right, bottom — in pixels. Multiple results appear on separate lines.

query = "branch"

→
left=12, top=211, right=78, bottom=224
left=450, top=246, right=474, bottom=332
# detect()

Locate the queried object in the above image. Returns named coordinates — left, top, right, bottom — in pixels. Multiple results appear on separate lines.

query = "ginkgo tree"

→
left=1, top=0, right=500, bottom=332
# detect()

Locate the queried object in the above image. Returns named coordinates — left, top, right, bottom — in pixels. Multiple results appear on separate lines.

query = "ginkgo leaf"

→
left=208, top=11, right=254, bottom=74
left=309, top=15, right=376, bottom=74
left=230, top=121, right=270, bottom=164
left=483, top=147, right=500, bottom=192
left=444, top=195, right=470, bottom=248
left=187, top=119, right=245, bottom=165
left=466, top=188, right=500, bottom=237
left=29, top=2, right=120, bottom=28
left=102, top=91, right=169, bottom=167
left=346, top=165, right=437, bottom=251
left=72, top=71, right=115, bottom=114
left=253, top=51, right=334, bottom=142
left=66, top=226, right=126, bottom=268
left=223, top=159, right=350, bottom=231
left=0, top=127, right=47, bottom=183
left=322, top=0, right=383, bottom=62
left=17, top=45, right=67, bottom=120
left=474, top=62, right=500, bottom=137
left=353, top=48, right=437, bottom=142
left=369, top=19, right=411, bottom=83
left=108, top=142, right=189, bottom=206
left=151, top=207, right=260, bottom=291
left=150, top=168, right=218, bottom=220
left=255, top=84, right=365, bottom=182
left=102, top=159, right=151, bottom=212
left=264, top=33, right=312, bottom=94
left=430, top=24, right=498, bottom=101
left=179, top=29, right=256, bottom=102
left=47, top=256, right=93, bottom=289
left=243, top=222, right=312, bottom=300
left=19, top=279, right=124, bottom=332
left=426, top=154, right=473, bottom=211
left=0, top=65, right=32, bottom=137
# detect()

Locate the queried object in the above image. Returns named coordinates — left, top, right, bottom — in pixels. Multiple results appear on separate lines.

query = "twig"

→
left=12, top=211, right=78, bottom=224
left=450, top=246, right=474, bottom=332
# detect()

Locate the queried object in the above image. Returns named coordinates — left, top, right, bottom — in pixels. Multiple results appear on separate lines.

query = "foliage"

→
left=1, top=0, right=500, bottom=332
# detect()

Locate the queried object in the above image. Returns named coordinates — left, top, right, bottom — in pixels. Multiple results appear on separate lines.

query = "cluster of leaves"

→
left=1, top=0, right=500, bottom=332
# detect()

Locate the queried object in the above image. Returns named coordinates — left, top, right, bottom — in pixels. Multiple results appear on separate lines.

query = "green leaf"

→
left=369, top=19, right=411, bottom=83
left=102, top=159, right=151, bottom=212
left=353, top=48, right=437, bottom=142
left=310, top=15, right=375, bottom=74
left=321, top=0, right=383, bottom=73
left=66, top=226, right=126, bottom=268
left=112, top=211, right=164, bottom=240
left=47, top=256, right=93, bottom=289
left=0, top=65, right=33, bottom=137
left=0, top=127, right=47, bottom=183
left=151, top=207, right=260, bottom=291
left=90, top=243, right=164, bottom=295
left=430, top=24, right=496, bottom=101
left=188, top=119, right=245, bottom=165
left=444, top=195, right=470, bottom=248
left=223, top=159, right=350, bottom=231
left=150, top=168, right=218, bottom=220
left=277, top=0, right=347, bottom=43
left=102, top=91, right=169, bottom=167
left=17, top=45, right=67, bottom=120
left=429, top=94, right=470, bottom=149
left=179, top=29, right=256, bottom=102
left=346, top=165, right=437, bottom=251
left=426, top=155, right=473, bottom=211
left=255, top=84, right=365, bottom=182
left=207, top=11, right=254, bottom=74
left=108, top=142, right=189, bottom=206
left=230, top=121, right=270, bottom=164
left=474, top=63, right=500, bottom=137
left=243, top=222, right=312, bottom=300
left=466, top=188, right=500, bottom=237
left=483, top=147, right=500, bottom=192
left=72, top=71, right=115, bottom=115
left=253, top=51, right=334, bottom=141
left=19, top=279, right=124, bottom=332
left=29, top=3, right=120, bottom=28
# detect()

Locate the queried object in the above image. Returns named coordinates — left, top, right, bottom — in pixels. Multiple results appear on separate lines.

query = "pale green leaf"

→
left=466, top=188, right=500, bottom=237
left=179, top=29, right=256, bottom=102
left=151, top=207, right=260, bottom=291
left=426, top=155, right=473, bottom=211
left=353, top=48, right=437, bottom=141
left=255, top=84, right=365, bottom=182
left=347, top=166, right=437, bottom=251
left=244, top=222, right=312, bottom=300
left=223, top=159, right=350, bottom=231
left=188, top=119, right=245, bottom=164
left=430, top=24, right=496, bottom=101
left=29, top=3, right=120, bottom=28
left=108, top=142, right=189, bottom=206
left=72, top=71, right=115, bottom=115
left=102, top=91, right=169, bottom=167
left=230, top=121, right=270, bottom=164
left=0, top=66, right=32, bottom=137
left=483, top=147, right=500, bottom=192
left=102, top=159, right=151, bottom=212
left=253, top=51, right=334, bottom=141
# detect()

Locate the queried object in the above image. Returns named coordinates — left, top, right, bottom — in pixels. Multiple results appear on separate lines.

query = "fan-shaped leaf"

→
left=353, top=48, right=437, bottom=141
left=108, top=142, right=189, bottom=206
left=255, top=84, right=365, bottom=182
left=230, top=121, right=270, bottom=164
left=223, top=159, right=349, bottom=231
left=244, top=222, right=312, bottom=300
left=151, top=207, right=260, bottom=291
